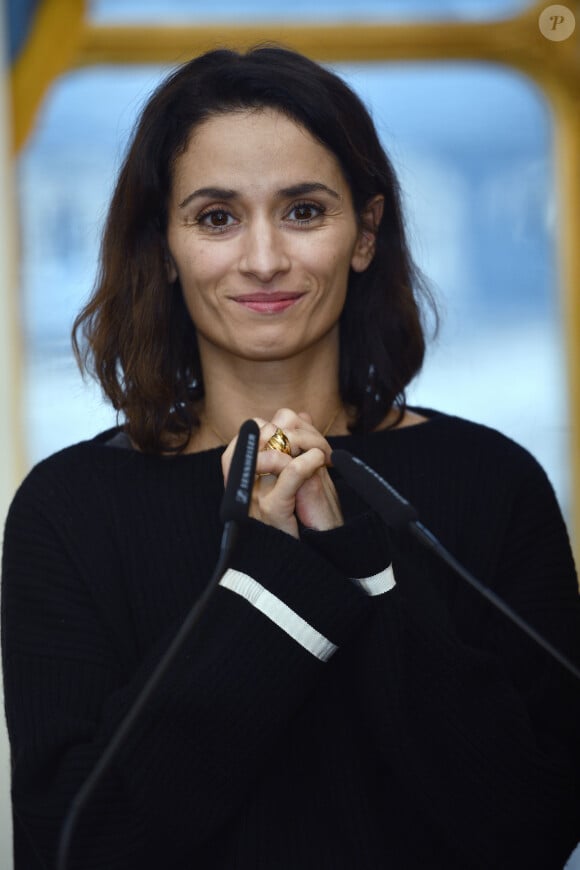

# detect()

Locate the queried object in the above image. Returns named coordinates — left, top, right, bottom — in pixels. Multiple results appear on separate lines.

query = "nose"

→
left=238, top=217, right=291, bottom=282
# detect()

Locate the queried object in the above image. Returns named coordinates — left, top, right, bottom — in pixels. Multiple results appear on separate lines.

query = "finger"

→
left=253, top=472, right=277, bottom=498
left=253, top=449, right=292, bottom=501
left=266, top=448, right=327, bottom=504
left=255, top=447, right=292, bottom=477
left=262, top=409, right=301, bottom=456
left=271, top=408, right=316, bottom=435
left=295, top=466, right=344, bottom=531
left=267, top=410, right=333, bottom=461
left=250, top=447, right=298, bottom=538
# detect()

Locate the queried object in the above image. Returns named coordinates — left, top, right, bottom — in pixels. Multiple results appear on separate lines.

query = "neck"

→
left=196, top=334, right=347, bottom=447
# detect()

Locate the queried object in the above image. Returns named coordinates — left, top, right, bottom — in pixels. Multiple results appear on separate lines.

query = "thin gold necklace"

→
left=205, top=405, right=342, bottom=446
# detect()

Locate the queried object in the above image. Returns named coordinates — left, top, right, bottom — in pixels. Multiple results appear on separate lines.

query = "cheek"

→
left=299, top=230, right=352, bottom=271
left=173, top=243, right=227, bottom=287
left=309, top=237, right=358, bottom=287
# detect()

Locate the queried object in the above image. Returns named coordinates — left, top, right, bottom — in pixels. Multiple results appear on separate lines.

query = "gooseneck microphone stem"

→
left=57, top=420, right=259, bottom=870
left=57, top=528, right=237, bottom=870
left=331, top=449, right=580, bottom=684
left=409, top=521, right=580, bottom=682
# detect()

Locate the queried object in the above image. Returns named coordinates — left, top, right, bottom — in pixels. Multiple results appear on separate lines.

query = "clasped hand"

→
left=221, top=409, right=343, bottom=539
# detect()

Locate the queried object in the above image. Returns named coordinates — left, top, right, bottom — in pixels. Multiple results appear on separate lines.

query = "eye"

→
left=197, top=208, right=236, bottom=230
left=287, top=202, right=324, bottom=224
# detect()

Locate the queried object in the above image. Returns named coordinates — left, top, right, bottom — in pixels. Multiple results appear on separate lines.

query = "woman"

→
left=2, top=46, right=580, bottom=869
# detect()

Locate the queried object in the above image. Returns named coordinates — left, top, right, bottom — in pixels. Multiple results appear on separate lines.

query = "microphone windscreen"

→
left=220, top=420, right=260, bottom=524
left=331, top=449, right=418, bottom=530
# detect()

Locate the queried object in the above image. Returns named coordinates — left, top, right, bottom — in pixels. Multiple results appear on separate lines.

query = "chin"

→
left=237, top=345, right=299, bottom=363
left=226, top=329, right=306, bottom=362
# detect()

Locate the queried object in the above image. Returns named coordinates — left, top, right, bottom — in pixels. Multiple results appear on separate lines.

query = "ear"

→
left=164, top=247, right=178, bottom=284
left=350, top=195, right=384, bottom=273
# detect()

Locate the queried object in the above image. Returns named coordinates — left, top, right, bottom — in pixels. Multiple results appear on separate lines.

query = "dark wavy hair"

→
left=73, top=45, right=435, bottom=453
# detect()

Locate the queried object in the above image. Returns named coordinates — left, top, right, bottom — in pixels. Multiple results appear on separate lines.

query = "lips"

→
left=230, top=292, right=305, bottom=314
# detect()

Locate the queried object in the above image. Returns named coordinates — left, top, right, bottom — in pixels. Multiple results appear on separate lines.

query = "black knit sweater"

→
left=2, top=410, right=580, bottom=869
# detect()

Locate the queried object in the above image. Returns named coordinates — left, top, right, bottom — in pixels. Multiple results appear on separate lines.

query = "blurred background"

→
left=2, top=1, right=580, bottom=867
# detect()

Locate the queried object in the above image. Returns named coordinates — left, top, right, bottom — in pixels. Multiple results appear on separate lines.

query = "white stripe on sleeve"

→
left=353, top=563, right=396, bottom=596
left=220, top=568, right=338, bottom=662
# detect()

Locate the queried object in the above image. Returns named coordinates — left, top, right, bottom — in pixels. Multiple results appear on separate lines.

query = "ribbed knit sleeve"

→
left=346, top=428, right=580, bottom=869
left=1, top=454, right=371, bottom=869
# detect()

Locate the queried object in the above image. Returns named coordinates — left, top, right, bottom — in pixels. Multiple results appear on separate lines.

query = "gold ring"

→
left=265, top=427, right=291, bottom=455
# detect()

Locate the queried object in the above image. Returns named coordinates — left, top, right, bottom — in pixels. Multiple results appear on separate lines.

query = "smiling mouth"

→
left=231, top=293, right=305, bottom=314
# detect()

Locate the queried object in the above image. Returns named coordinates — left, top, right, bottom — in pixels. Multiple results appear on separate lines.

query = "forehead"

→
left=172, top=108, right=348, bottom=193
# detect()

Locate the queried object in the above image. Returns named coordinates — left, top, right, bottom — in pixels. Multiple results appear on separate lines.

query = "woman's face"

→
left=166, top=108, right=380, bottom=367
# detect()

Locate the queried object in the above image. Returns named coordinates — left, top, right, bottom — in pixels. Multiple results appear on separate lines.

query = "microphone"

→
left=331, top=448, right=580, bottom=683
left=216, top=418, right=260, bottom=560
left=220, top=419, right=260, bottom=523
left=57, top=420, right=259, bottom=870
left=331, top=450, right=418, bottom=529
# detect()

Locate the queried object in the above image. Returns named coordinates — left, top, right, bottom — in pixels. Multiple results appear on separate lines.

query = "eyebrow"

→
left=279, top=182, right=342, bottom=200
left=178, top=187, right=236, bottom=209
left=178, top=181, right=341, bottom=210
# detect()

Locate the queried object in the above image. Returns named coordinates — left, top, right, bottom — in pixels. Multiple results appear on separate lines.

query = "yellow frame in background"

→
left=10, top=0, right=580, bottom=560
